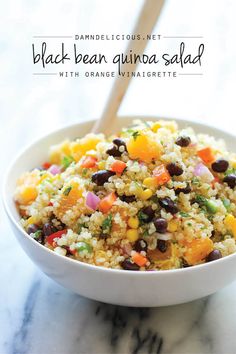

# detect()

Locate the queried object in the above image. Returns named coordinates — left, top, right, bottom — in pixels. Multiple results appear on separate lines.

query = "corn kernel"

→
left=98, top=161, right=106, bottom=170
left=128, top=217, right=139, bottom=229
left=167, top=220, right=178, bottom=232
left=152, top=122, right=161, bottom=133
left=140, top=189, right=153, bottom=201
left=224, top=214, right=236, bottom=238
left=127, top=229, right=139, bottom=242
left=143, top=177, right=157, bottom=189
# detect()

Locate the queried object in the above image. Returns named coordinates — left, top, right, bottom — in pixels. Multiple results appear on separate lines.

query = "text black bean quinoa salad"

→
left=15, top=120, right=236, bottom=270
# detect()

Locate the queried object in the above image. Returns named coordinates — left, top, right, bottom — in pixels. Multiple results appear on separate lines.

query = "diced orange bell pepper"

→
left=153, top=164, right=171, bottom=185
left=132, top=252, right=148, bottom=267
left=81, top=156, right=97, bottom=168
left=197, top=147, right=215, bottom=164
left=184, top=238, right=214, bottom=265
left=99, top=192, right=117, bottom=213
left=110, top=160, right=126, bottom=174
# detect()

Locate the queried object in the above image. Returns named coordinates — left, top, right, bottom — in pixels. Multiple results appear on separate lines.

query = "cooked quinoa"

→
left=14, top=119, right=236, bottom=270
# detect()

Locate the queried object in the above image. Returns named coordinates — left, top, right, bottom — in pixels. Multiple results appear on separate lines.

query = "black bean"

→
left=153, top=218, right=168, bottom=233
left=98, top=233, right=109, bottom=240
left=27, top=224, right=40, bottom=235
left=43, top=223, right=57, bottom=237
left=92, top=170, right=115, bottom=186
left=106, top=145, right=122, bottom=157
left=120, top=195, right=136, bottom=203
left=140, top=206, right=155, bottom=223
left=175, top=184, right=191, bottom=195
left=206, top=249, right=222, bottom=262
left=120, top=259, right=140, bottom=271
left=113, top=138, right=127, bottom=152
left=157, top=239, right=168, bottom=253
left=175, top=136, right=191, bottom=147
left=159, top=197, right=178, bottom=214
left=166, top=163, right=183, bottom=176
left=223, top=174, right=236, bottom=189
left=134, top=239, right=148, bottom=252
left=211, top=159, right=229, bottom=173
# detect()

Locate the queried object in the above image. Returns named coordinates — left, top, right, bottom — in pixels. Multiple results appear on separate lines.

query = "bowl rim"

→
left=3, top=115, right=236, bottom=277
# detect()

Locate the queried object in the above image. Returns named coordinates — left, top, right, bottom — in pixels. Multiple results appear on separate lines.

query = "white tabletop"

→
left=1, top=1, right=236, bottom=353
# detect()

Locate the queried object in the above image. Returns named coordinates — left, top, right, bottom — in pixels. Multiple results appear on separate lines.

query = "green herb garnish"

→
left=138, top=211, right=149, bottom=223
left=132, top=131, right=141, bottom=141
left=63, top=186, right=72, bottom=196
left=102, top=214, right=112, bottom=233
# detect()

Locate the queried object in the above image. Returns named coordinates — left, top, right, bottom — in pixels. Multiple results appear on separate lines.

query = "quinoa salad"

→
left=14, top=120, right=236, bottom=271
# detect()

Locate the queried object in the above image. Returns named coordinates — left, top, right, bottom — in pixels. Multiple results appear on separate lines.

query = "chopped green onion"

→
left=222, top=198, right=231, bottom=211
left=62, top=156, right=74, bottom=169
left=205, top=200, right=218, bottom=214
left=179, top=211, right=190, bottom=217
left=32, top=230, right=43, bottom=240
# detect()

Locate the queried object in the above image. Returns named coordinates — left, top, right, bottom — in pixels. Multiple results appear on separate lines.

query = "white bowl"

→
left=3, top=116, right=236, bottom=307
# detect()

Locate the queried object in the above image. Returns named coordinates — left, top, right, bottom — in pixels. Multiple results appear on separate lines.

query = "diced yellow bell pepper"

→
left=224, top=214, right=236, bottom=239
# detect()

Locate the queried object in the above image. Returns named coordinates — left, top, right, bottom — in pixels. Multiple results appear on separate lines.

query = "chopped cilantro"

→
left=77, top=223, right=86, bottom=234
left=102, top=214, right=112, bottom=233
left=132, top=131, right=141, bottom=141
left=179, top=211, right=190, bottom=217
left=63, top=186, right=72, bottom=196
left=142, top=230, right=149, bottom=237
left=82, top=168, right=88, bottom=177
left=62, top=155, right=74, bottom=169
left=75, top=241, right=92, bottom=254
left=195, top=195, right=207, bottom=204
left=138, top=211, right=149, bottom=223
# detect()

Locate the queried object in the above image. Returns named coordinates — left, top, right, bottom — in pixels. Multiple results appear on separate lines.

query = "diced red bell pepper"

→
left=42, top=162, right=51, bottom=170
left=81, top=156, right=97, bottom=168
left=46, top=229, right=67, bottom=247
